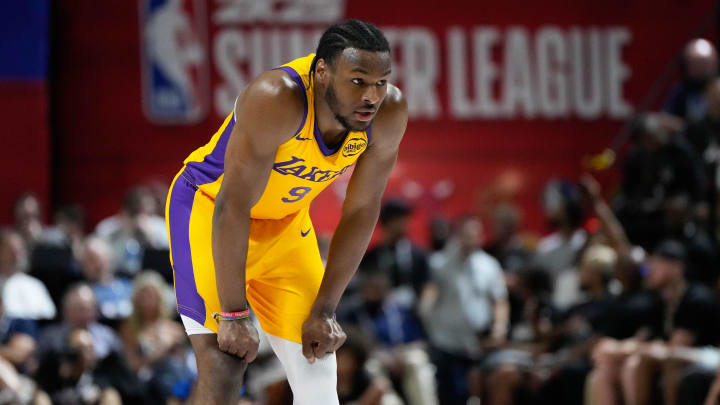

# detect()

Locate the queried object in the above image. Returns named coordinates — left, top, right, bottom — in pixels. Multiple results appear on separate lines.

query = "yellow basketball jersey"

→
left=181, top=54, right=371, bottom=220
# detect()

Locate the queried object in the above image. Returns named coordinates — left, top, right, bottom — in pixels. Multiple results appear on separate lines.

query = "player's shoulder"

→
left=234, top=70, right=305, bottom=135
left=369, top=84, right=408, bottom=146
left=241, top=70, right=305, bottom=108
left=378, top=84, right=407, bottom=118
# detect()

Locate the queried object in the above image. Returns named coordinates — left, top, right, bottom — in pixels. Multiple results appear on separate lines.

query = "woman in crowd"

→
left=119, top=271, right=191, bottom=404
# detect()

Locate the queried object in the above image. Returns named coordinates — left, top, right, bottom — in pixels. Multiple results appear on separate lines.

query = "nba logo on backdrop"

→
left=140, top=0, right=209, bottom=124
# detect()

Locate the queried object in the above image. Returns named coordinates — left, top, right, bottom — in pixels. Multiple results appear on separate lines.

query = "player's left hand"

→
left=301, top=313, right=346, bottom=364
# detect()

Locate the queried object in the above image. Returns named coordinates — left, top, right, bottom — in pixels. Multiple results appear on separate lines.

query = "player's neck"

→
left=313, top=87, right=348, bottom=145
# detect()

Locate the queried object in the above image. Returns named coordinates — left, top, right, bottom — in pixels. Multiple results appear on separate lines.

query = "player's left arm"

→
left=301, top=85, right=408, bottom=362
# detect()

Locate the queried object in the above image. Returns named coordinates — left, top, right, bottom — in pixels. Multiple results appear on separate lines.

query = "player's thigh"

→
left=246, top=212, right=324, bottom=344
left=167, top=171, right=222, bottom=333
left=186, top=187, right=224, bottom=331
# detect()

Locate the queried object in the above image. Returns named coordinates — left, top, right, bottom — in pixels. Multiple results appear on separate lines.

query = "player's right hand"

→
left=216, top=317, right=260, bottom=362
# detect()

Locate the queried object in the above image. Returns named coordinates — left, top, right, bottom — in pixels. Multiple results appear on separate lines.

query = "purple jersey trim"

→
left=167, top=173, right=207, bottom=326
left=184, top=114, right=234, bottom=186
left=273, top=66, right=308, bottom=136
left=314, top=119, right=350, bottom=156
left=366, top=125, right=372, bottom=143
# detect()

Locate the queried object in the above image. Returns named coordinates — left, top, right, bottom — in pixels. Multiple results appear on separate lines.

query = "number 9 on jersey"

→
left=282, top=187, right=312, bottom=203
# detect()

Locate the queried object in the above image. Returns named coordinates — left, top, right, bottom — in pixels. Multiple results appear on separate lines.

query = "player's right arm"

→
left=212, top=70, right=304, bottom=360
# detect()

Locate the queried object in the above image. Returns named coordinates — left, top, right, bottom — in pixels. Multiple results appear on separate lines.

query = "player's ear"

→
left=315, top=58, right=330, bottom=83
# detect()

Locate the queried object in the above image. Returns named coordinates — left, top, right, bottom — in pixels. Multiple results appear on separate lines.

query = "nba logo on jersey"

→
left=140, top=0, right=209, bottom=124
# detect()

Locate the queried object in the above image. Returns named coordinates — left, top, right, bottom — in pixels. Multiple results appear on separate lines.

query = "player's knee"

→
left=193, top=351, right=248, bottom=404
left=291, top=356, right=339, bottom=405
left=191, top=335, right=248, bottom=392
left=306, top=354, right=338, bottom=380
left=206, top=347, right=248, bottom=377
left=292, top=384, right=339, bottom=405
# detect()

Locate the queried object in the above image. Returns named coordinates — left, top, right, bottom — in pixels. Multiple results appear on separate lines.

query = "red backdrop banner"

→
left=1, top=83, right=49, bottom=225
left=44, top=0, right=715, bottom=242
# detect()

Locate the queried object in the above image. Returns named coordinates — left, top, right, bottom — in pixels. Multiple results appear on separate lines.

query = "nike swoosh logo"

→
left=301, top=228, right=311, bottom=237
left=296, top=135, right=311, bottom=141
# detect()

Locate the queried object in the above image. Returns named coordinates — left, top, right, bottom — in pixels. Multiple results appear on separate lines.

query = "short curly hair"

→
left=310, top=19, right=390, bottom=76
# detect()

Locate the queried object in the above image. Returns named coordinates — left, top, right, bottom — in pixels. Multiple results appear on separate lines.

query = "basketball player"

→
left=165, top=20, right=407, bottom=404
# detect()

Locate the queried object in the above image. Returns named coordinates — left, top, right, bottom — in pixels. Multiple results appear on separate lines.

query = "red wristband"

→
left=220, top=310, right=250, bottom=318
left=212, top=309, right=250, bottom=322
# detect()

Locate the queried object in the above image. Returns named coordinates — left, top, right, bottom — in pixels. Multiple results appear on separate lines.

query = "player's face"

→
left=324, top=48, right=391, bottom=131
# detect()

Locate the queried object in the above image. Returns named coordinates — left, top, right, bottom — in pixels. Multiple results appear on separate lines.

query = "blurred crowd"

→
left=4, top=185, right=192, bottom=405
left=4, top=37, right=720, bottom=405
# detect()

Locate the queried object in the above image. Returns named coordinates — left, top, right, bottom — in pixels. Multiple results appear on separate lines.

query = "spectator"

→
left=143, top=181, right=170, bottom=218
left=664, top=38, right=718, bottom=125
left=27, top=205, right=87, bottom=313
left=336, top=328, right=401, bottom=405
left=94, top=187, right=168, bottom=277
left=685, top=77, right=720, bottom=240
left=0, top=301, right=38, bottom=374
left=34, top=329, right=122, bottom=405
left=341, top=268, right=424, bottom=348
left=534, top=180, right=587, bottom=309
left=700, top=362, right=720, bottom=405
left=81, top=237, right=133, bottom=323
left=0, top=229, right=56, bottom=320
left=579, top=174, right=663, bottom=341
left=534, top=245, right=618, bottom=405
left=562, top=245, right=617, bottom=345
left=485, top=203, right=532, bottom=272
left=647, top=344, right=720, bottom=405
left=588, top=240, right=720, bottom=405
left=0, top=280, right=43, bottom=404
left=0, top=285, right=38, bottom=376
left=39, top=284, right=122, bottom=361
left=428, top=216, right=451, bottom=253
left=420, top=215, right=509, bottom=405
left=535, top=180, right=586, bottom=274
left=660, top=194, right=717, bottom=286
left=340, top=268, right=436, bottom=405
left=468, top=266, right=554, bottom=405
left=476, top=245, right=618, bottom=405
left=0, top=356, right=49, bottom=405
left=616, top=113, right=707, bottom=250
left=361, top=199, right=430, bottom=307
left=119, top=272, right=189, bottom=403
left=13, top=194, right=44, bottom=247
left=504, top=267, right=554, bottom=346
left=685, top=77, right=720, bottom=179
left=39, top=204, right=86, bottom=261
